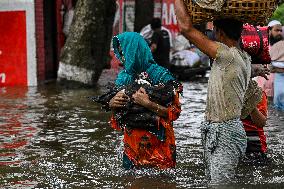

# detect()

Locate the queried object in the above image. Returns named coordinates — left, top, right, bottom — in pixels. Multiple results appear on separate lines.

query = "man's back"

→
left=206, top=42, right=251, bottom=122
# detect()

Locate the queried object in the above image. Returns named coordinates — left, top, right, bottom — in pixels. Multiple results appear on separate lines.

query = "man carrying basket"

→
left=175, top=0, right=252, bottom=185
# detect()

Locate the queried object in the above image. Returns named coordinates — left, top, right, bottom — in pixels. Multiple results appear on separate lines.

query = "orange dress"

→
left=111, top=90, right=182, bottom=169
left=242, top=91, right=268, bottom=153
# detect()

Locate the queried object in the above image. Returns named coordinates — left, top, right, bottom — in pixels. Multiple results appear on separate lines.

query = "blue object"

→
left=112, top=32, right=175, bottom=87
left=273, top=73, right=284, bottom=111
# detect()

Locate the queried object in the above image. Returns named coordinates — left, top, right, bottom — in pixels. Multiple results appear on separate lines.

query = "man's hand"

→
left=251, top=64, right=270, bottom=80
left=175, top=0, right=192, bottom=33
left=109, top=90, right=130, bottom=109
left=174, top=0, right=218, bottom=59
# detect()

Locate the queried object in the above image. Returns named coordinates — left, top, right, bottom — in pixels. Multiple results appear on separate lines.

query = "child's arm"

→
left=250, top=107, right=267, bottom=128
left=250, top=92, right=268, bottom=128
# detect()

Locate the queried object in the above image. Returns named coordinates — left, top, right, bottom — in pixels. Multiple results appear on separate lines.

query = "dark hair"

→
left=151, top=18, right=162, bottom=30
left=213, top=18, right=243, bottom=41
left=72, top=0, right=77, bottom=7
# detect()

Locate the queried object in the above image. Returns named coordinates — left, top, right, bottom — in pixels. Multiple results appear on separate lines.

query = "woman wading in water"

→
left=109, top=32, right=182, bottom=169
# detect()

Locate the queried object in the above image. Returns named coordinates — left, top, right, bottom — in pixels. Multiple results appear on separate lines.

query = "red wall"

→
left=0, top=11, right=27, bottom=86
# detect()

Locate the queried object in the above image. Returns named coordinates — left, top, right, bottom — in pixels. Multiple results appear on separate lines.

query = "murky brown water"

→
left=0, top=70, right=284, bottom=189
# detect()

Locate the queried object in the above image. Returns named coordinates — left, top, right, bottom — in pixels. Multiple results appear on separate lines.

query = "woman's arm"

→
left=132, top=87, right=168, bottom=118
left=174, top=0, right=218, bottom=59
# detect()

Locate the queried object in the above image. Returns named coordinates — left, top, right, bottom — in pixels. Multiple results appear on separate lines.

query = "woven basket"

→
left=184, top=0, right=278, bottom=25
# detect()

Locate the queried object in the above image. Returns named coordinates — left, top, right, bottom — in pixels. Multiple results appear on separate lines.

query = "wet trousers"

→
left=201, top=118, right=247, bottom=184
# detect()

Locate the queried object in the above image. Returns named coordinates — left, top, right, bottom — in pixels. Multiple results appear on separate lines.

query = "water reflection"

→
left=0, top=87, right=41, bottom=187
left=0, top=78, right=284, bottom=188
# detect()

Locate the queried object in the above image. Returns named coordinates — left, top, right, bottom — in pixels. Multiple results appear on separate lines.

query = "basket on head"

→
left=183, top=0, right=278, bottom=25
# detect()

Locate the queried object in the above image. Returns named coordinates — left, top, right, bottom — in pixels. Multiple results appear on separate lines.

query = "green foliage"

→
left=270, top=3, right=284, bottom=25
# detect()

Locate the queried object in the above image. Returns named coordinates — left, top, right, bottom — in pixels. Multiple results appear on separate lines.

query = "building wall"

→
left=0, top=0, right=37, bottom=86
left=0, top=0, right=66, bottom=86
left=155, top=0, right=178, bottom=37
left=35, top=0, right=45, bottom=83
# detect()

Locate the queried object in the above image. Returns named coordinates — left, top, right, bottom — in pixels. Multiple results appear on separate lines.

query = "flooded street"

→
left=1, top=70, right=284, bottom=189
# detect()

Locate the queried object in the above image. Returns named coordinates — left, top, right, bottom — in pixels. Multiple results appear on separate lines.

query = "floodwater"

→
left=0, top=69, right=284, bottom=189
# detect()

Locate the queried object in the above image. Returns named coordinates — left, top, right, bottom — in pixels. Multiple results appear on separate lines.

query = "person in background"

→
left=62, top=0, right=77, bottom=37
left=150, top=18, right=171, bottom=69
left=171, top=33, right=210, bottom=68
left=171, top=33, right=201, bottom=68
left=257, top=20, right=283, bottom=98
left=140, top=21, right=173, bottom=48
left=109, top=32, right=182, bottom=169
left=270, top=38, right=284, bottom=111
left=175, top=0, right=251, bottom=184
left=269, top=20, right=283, bottom=46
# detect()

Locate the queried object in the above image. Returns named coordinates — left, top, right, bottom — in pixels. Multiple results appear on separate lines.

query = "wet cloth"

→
left=206, top=42, right=251, bottom=122
left=111, top=90, right=181, bottom=169
left=272, top=61, right=284, bottom=68
left=171, top=50, right=201, bottom=67
left=111, top=32, right=182, bottom=169
left=201, top=118, right=247, bottom=184
left=193, top=0, right=226, bottom=11
left=93, top=78, right=181, bottom=141
left=173, top=34, right=191, bottom=52
left=242, top=91, right=268, bottom=154
left=273, top=73, right=284, bottom=111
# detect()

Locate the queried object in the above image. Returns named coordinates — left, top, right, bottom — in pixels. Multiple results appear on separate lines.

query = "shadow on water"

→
left=0, top=72, right=284, bottom=188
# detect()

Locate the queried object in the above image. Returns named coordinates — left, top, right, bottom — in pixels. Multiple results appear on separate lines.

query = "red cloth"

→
left=242, top=91, right=268, bottom=153
left=111, top=90, right=182, bottom=169
left=241, top=24, right=271, bottom=65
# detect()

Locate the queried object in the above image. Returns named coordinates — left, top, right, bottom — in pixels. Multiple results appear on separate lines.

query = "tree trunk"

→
left=134, top=0, right=154, bottom=32
left=58, top=0, right=116, bottom=86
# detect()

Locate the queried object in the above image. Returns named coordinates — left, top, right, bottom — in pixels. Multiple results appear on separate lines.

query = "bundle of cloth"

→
left=171, top=34, right=209, bottom=68
left=92, top=73, right=181, bottom=129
